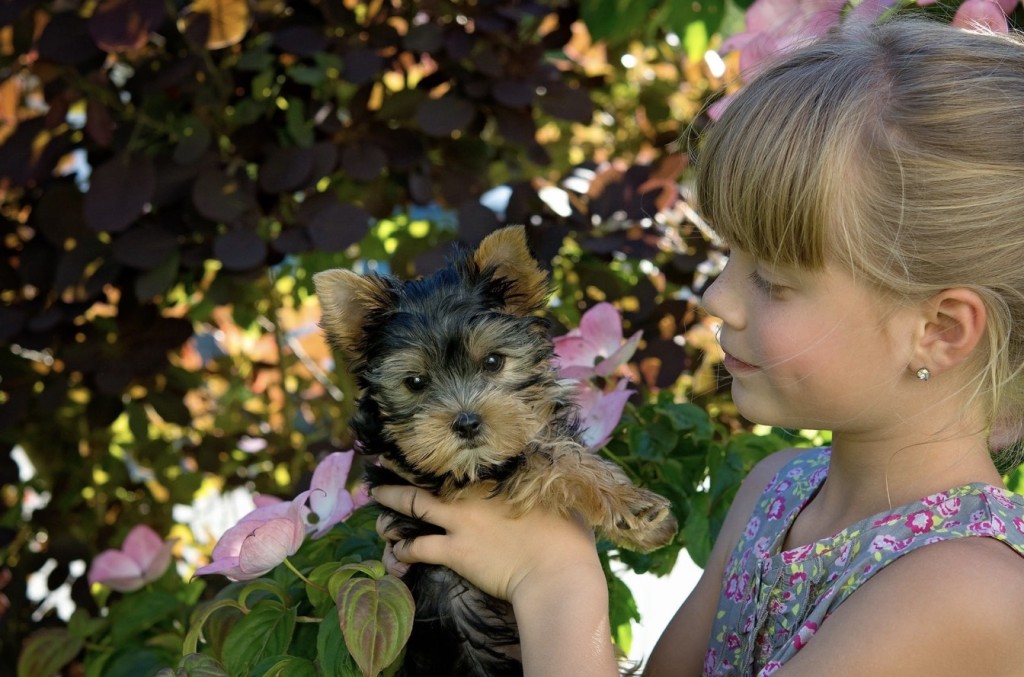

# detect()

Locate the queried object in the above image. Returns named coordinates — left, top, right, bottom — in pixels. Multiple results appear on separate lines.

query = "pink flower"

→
left=869, top=534, right=913, bottom=553
left=553, top=303, right=641, bottom=380
left=781, top=543, right=814, bottom=564
left=766, top=496, right=785, bottom=520
left=936, top=497, right=962, bottom=518
left=195, top=491, right=310, bottom=581
left=572, top=379, right=633, bottom=450
left=906, top=510, right=934, bottom=535
left=87, top=525, right=177, bottom=593
left=950, top=0, right=1010, bottom=32
left=744, top=516, right=761, bottom=539
left=872, top=513, right=901, bottom=528
left=793, top=621, right=819, bottom=650
left=969, top=513, right=1006, bottom=536
left=719, top=0, right=849, bottom=76
left=302, top=451, right=356, bottom=539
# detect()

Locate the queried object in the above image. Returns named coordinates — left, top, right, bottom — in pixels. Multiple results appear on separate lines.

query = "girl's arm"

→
left=372, top=484, right=620, bottom=677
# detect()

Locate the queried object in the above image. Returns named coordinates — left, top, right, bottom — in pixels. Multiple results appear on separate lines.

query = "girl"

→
left=371, top=17, right=1024, bottom=676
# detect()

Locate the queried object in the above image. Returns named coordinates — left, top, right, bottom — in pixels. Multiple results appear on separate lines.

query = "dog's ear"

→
left=473, top=226, right=548, bottom=315
left=313, top=268, right=390, bottom=354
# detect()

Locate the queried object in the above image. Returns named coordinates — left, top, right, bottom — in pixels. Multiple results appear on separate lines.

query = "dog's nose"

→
left=453, top=412, right=482, bottom=439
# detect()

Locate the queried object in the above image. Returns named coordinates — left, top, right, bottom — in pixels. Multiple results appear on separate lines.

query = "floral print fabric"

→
left=704, top=447, right=1024, bottom=676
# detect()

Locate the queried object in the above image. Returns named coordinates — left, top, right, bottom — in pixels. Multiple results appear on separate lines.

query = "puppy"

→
left=314, top=226, right=677, bottom=676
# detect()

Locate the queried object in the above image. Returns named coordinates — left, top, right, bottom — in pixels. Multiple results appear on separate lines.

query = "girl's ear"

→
left=913, top=288, right=987, bottom=374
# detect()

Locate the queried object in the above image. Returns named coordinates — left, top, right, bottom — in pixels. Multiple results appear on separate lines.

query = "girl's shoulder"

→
left=708, top=447, right=815, bottom=562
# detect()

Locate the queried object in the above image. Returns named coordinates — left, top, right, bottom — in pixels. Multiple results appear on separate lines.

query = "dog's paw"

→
left=607, top=489, right=678, bottom=552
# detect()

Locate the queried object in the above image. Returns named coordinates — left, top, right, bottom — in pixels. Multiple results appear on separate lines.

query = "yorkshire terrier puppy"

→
left=314, top=226, right=677, bottom=676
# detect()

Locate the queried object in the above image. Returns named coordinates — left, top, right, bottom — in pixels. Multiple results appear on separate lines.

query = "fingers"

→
left=372, top=485, right=449, bottom=527
left=381, top=541, right=410, bottom=578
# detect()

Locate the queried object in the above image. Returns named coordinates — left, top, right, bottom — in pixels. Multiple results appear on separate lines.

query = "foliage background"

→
left=2, top=0, right=1021, bottom=674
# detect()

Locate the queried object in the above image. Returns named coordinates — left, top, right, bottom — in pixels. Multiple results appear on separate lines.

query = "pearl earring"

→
left=916, top=367, right=931, bottom=382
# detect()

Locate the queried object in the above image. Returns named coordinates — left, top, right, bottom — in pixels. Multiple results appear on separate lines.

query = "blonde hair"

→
left=695, top=18, right=1024, bottom=445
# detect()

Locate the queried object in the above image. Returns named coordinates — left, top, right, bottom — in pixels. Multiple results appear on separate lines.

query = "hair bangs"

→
left=695, top=45, right=874, bottom=271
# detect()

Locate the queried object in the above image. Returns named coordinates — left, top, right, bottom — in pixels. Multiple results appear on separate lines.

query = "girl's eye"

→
left=482, top=353, right=505, bottom=373
left=404, top=375, right=429, bottom=392
left=747, top=270, right=777, bottom=295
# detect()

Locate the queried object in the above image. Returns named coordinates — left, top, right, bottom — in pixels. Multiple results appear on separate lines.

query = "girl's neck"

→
left=786, top=417, right=999, bottom=549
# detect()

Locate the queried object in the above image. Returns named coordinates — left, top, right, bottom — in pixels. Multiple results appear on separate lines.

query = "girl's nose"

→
left=700, top=266, right=744, bottom=330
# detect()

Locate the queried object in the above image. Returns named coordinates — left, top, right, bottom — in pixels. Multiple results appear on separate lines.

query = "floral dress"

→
left=704, top=447, right=1024, bottom=676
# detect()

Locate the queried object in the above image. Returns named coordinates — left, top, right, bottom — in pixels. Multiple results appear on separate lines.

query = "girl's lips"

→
left=723, top=351, right=758, bottom=373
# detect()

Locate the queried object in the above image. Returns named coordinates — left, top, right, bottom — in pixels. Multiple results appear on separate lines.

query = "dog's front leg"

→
left=505, top=449, right=678, bottom=553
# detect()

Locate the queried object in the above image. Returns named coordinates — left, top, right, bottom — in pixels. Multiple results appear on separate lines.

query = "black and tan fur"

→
left=314, top=226, right=677, bottom=676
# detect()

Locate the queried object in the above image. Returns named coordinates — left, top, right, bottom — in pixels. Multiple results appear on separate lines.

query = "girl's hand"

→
left=372, top=484, right=619, bottom=676
left=371, top=484, right=598, bottom=604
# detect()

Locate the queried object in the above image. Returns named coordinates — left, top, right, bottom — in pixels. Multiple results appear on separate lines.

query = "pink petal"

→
left=744, top=0, right=804, bottom=34
left=594, top=330, right=642, bottom=377
left=253, top=494, right=284, bottom=508
left=207, top=497, right=306, bottom=562
left=237, top=516, right=303, bottom=576
left=121, top=524, right=164, bottom=569
left=578, top=303, right=625, bottom=356
left=553, top=335, right=598, bottom=371
left=307, top=451, right=356, bottom=536
left=88, top=550, right=144, bottom=593
left=847, top=0, right=898, bottom=22
left=707, top=96, right=734, bottom=121
left=573, top=380, right=633, bottom=450
left=952, top=0, right=1009, bottom=31
left=351, top=482, right=372, bottom=509
left=194, top=556, right=244, bottom=579
left=557, top=364, right=597, bottom=380
left=720, top=30, right=758, bottom=54
left=738, top=33, right=781, bottom=76
left=140, top=539, right=177, bottom=584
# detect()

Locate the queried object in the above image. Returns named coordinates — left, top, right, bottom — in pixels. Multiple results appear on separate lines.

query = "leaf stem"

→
left=283, top=557, right=327, bottom=592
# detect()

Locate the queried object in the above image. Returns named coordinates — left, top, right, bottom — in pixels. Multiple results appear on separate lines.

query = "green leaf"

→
left=683, top=492, right=712, bottom=568
left=581, top=0, right=659, bottom=44
left=307, top=562, right=346, bottom=613
left=607, top=573, right=640, bottom=654
left=238, top=578, right=290, bottom=609
left=158, top=653, right=231, bottom=677
left=109, top=590, right=181, bottom=645
left=68, top=607, right=109, bottom=639
left=221, top=601, right=297, bottom=676
left=101, top=645, right=179, bottom=677
left=327, top=560, right=387, bottom=602
left=17, top=628, right=84, bottom=677
left=337, top=574, right=415, bottom=677
left=182, top=598, right=246, bottom=655
left=317, top=608, right=362, bottom=677
left=661, top=0, right=727, bottom=45
left=285, top=99, right=314, bottom=147
left=136, top=250, right=181, bottom=300
left=260, top=656, right=318, bottom=677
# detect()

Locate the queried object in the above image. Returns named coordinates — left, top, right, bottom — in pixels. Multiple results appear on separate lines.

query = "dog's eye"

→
left=482, top=353, right=505, bottom=373
left=404, top=375, right=429, bottom=392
